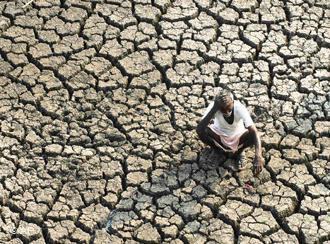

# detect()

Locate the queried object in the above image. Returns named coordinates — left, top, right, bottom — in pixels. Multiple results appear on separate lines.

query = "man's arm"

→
left=196, top=103, right=218, bottom=137
left=247, top=124, right=264, bottom=175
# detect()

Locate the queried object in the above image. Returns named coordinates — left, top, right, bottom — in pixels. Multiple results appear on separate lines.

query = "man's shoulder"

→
left=234, top=100, right=251, bottom=118
left=234, top=100, right=246, bottom=109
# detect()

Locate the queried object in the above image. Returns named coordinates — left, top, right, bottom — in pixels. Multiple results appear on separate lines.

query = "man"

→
left=196, top=88, right=264, bottom=175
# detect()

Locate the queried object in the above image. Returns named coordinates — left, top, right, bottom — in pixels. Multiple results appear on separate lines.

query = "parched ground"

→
left=0, top=0, right=329, bottom=243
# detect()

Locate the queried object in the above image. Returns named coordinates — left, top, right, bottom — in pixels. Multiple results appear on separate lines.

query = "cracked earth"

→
left=0, top=0, right=329, bottom=243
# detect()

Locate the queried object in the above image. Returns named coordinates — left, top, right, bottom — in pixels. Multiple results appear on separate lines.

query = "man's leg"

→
left=232, top=130, right=255, bottom=165
left=237, top=130, right=255, bottom=151
left=197, top=126, right=227, bottom=154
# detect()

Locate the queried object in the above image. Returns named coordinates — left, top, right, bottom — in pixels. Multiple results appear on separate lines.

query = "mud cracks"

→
left=0, top=0, right=329, bottom=243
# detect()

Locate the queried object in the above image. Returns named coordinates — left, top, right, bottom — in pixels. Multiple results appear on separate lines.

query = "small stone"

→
left=280, top=134, right=300, bottom=148
left=134, top=223, right=161, bottom=243
left=218, top=200, right=254, bottom=225
left=301, top=195, right=330, bottom=214
left=231, top=0, right=258, bottom=11
left=239, top=235, right=263, bottom=244
left=314, top=121, right=330, bottom=136
left=277, top=164, right=316, bottom=193
left=286, top=213, right=326, bottom=243
left=127, top=171, right=148, bottom=186
left=16, top=221, right=42, bottom=242
left=267, top=156, right=291, bottom=175
left=94, top=230, right=124, bottom=244
left=282, top=149, right=306, bottom=163
left=264, top=229, right=299, bottom=243
left=126, top=156, right=152, bottom=172
left=119, top=51, right=155, bottom=76
left=162, top=225, right=178, bottom=238
left=78, top=204, right=110, bottom=233
left=240, top=208, right=279, bottom=238
left=45, top=144, right=63, bottom=155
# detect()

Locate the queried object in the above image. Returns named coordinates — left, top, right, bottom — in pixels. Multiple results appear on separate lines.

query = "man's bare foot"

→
left=234, top=151, right=246, bottom=170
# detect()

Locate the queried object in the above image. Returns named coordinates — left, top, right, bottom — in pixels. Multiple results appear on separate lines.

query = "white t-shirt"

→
left=202, top=100, right=254, bottom=137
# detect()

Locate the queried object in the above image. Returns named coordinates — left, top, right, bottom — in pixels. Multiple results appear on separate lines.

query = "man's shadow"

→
left=104, top=147, right=271, bottom=239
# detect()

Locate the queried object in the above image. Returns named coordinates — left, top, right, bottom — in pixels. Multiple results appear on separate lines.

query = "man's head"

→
left=214, top=88, right=234, bottom=117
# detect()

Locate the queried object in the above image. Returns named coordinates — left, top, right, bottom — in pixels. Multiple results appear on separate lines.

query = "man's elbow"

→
left=196, top=126, right=202, bottom=136
left=196, top=124, right=205, bottom=138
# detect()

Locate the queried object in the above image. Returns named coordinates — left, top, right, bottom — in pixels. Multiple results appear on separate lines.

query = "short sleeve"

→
left=201, top=101, right=214, bottom=119
left=237, top=102, right=254, bottom=128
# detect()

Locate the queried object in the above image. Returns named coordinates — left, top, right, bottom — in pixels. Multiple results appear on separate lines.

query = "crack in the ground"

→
left=0, top=0, right=329, bottom=243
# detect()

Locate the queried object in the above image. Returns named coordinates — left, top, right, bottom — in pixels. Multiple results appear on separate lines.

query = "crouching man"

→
left=196, top=89, right=264, bottom=175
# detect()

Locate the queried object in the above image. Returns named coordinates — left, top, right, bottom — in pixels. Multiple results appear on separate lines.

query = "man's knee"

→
left=196, top=127, right=213, bottom=146
left=239, top=130, right=254, bottom=147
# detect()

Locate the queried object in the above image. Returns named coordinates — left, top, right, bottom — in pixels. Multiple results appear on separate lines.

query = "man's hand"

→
left=253, top=154, right=264, bottom=176
left=213, top=96, right=223, bottom=110
left=247, top=125, right=264, bottom=176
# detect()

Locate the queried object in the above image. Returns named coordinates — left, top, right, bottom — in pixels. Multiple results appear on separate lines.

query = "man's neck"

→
left=223, top=107, right=234, bottom=124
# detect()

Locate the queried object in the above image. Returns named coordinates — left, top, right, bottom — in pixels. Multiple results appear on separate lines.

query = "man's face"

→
left=219, top=98, right=234, bottom=117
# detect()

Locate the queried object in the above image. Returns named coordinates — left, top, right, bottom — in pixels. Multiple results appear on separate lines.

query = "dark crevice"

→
left=0, top=0, right=329, bottom=243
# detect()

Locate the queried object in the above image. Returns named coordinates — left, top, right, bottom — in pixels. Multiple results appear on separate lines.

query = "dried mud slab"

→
left=0, top=0, right=329, bottom=243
